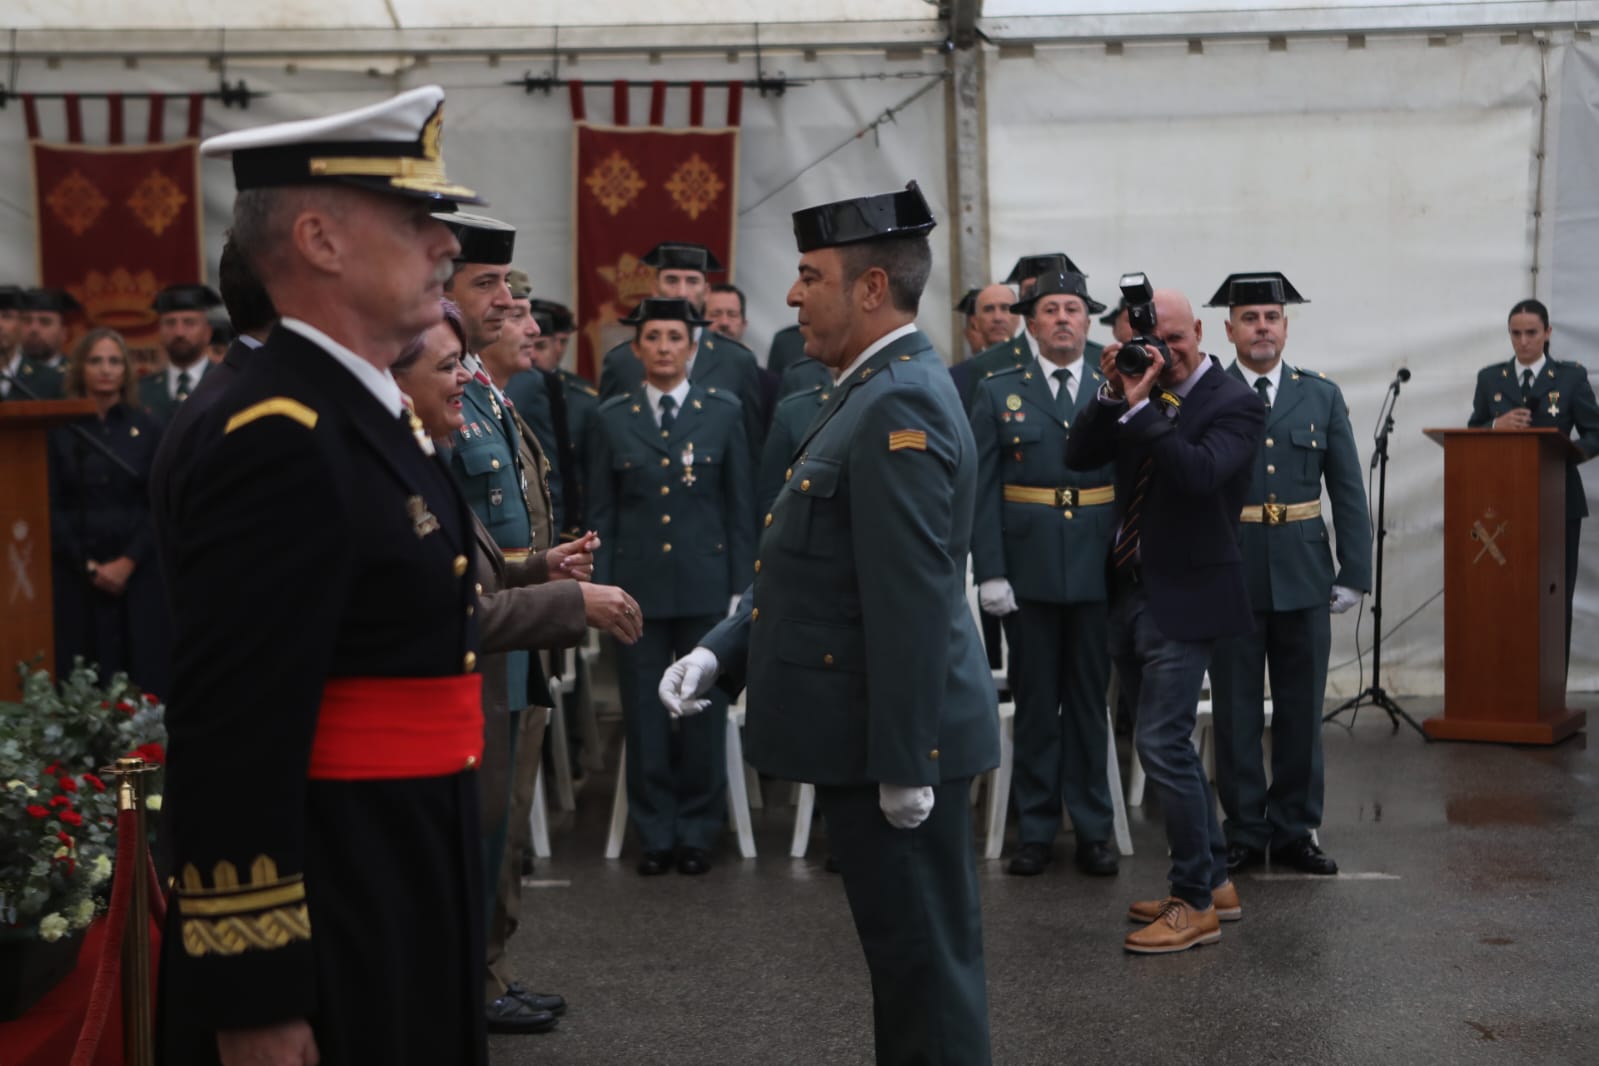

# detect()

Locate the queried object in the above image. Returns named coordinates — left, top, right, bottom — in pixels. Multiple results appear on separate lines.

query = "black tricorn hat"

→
left=152, top=283, right=223, bottom=314
left=0, top=285, right=25, bottom=311
left=792, top=181, right=937, bottom=254
left=1004, top=253, right=1084, bottom=285
left=641, top=242, right=724, bottom=274
left=620, top=297, right=709, bottom=328
left=435, top=212, right=516, bottom=266
left=1010, top=271, right=1106, bottom=317
left=529, top=298, right=575, bottom=333
left=22, top=288, right=83, bottom=315
left=1098, top=297, right=1128, bottom=326
left=954, top=288, right=981, bottom=316
left=1205, top=272, right=1308, bottom=308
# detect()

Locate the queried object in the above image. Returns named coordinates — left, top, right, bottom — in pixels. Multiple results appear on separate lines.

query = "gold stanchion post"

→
left=108, top=755, right=158, bottom=1066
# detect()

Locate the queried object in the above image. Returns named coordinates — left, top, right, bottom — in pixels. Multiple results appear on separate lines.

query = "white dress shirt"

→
left=644, top=378, right=692, bottom=427
left=834, top=322, right=918, bottom=385
left=280, top=317, right=406, bottom=416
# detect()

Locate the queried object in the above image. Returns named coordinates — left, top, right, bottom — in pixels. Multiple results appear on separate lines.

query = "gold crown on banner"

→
left=78, top=268, right=163, bottom=331
left=598, top=253, right=657, bottom=308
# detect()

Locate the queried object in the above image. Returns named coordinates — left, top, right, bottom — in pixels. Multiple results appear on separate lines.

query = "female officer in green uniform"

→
left=588, top=298, right=755, bottom=876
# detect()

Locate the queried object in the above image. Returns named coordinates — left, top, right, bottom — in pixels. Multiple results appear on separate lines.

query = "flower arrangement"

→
left=1, top=660, right=166, bottom=943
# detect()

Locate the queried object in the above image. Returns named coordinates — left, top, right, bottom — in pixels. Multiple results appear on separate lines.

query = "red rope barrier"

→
left=146, top=854, right=167, bottom=927
left=68, top=810, right=138, bottom=1066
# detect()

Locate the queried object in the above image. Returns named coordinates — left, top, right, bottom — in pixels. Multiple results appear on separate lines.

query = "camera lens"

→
left=1116, top=344, right=1153, bottom=377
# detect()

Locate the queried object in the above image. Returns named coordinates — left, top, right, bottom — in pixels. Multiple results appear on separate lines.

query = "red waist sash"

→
left=309, top=675, right=483, bottom=780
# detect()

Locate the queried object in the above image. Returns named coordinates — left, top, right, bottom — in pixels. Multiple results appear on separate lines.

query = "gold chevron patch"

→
left=887, top=429, right=928, bottom=452
left=225, top=397, right=319, bottom=435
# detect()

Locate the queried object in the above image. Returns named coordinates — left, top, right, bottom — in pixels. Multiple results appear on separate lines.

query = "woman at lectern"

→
left=47, top=327, right=171, bottom=696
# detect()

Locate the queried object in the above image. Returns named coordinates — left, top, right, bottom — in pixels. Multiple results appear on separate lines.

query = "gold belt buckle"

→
left=1264, top=503, right=1288, bottom=525
left=1055, top=487, right=1077, bottom=507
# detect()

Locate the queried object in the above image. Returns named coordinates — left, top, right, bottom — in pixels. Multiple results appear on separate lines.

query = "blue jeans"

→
left=1109, top=584, right=1229, bottom=909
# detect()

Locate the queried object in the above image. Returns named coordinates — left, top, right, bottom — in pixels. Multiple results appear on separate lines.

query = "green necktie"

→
left=1053, top=367, right=1074, bottom=421
left=176, top=370, right=193, bottom=402
left=1255, top=376, right=1271, bottom=412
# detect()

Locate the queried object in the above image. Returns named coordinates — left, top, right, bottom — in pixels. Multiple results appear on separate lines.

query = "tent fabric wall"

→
left=987, top=32, right=1596, bottom=696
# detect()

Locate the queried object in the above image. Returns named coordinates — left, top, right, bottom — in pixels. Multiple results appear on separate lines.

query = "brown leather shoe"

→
left=1124, top=898, right=1221, bottom=954
left=1127, top=880, right=1241, bottom=923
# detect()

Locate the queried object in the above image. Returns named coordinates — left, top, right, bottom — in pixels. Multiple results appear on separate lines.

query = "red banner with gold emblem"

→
left=571, top=123, right=738, bottom=380
left=30, top=140, right=204, bottom=347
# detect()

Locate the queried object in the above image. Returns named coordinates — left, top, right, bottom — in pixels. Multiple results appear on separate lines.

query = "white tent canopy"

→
left=3, top=2, right=1597, bottom=693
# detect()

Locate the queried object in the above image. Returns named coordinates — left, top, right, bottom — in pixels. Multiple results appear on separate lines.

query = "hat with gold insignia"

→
left=1009, top=271, right=1106, bottom=317
left=22, top=288, right=83, bottom=315
left=1205, top=272, right=1308, bottom=308
left=435, top=213, right=515, bottom=265
left=152, top=283, right=223, bottom=314
left=792, top=181, right=937, bottom=253
left=1004, top=253, right=1085, bottom=286
left=200, top=85, right=482, bottom=207
left=621, top=297, right=709, bottom=328
left=641, top=242, right=724, bottom=274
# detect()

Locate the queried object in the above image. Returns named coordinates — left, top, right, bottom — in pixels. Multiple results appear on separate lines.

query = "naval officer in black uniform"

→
left=158, top=85, right=491, bottom=1066
left=661, top=183, right=1000, bottom=1065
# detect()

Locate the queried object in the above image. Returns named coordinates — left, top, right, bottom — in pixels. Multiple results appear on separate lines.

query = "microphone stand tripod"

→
left=1324, top=370, right=1428, bottom=739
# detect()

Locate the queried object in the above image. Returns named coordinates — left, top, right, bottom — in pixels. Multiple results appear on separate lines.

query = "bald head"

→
left=969, top=282, right=1018, bottom=349
left=1151, top=289, right=1205, bottom=385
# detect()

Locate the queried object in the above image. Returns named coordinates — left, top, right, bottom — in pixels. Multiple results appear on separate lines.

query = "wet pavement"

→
left=491, top=695, right=1597, bottom=1065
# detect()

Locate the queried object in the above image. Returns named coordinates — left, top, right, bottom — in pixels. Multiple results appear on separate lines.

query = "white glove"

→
left=727, top=594, right=742, bottom=619
left=878, top=784, right=935, bottom=830
left=1329, top=585, right=1363, bottom=615
left=658, top=647, right=720, bottom=718
left=977, top=578, right=1019, bottom=617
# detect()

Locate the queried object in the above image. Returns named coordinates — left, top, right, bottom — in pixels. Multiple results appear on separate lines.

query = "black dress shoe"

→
left=506, top=982, right=566, bottom=1016
left=1074, top=839, right=1119, bottom=877
left=1005, top=841, right=1053, bottom=876
left=486, top=994, right=559, bottom=1034
left=637, top=849, right=673, bottom=876
left=1271, top=837, right=1339, bottom=875
left=1226, top=842, right=1266, bottom=873
left=676, top=847, right=711, bottom=875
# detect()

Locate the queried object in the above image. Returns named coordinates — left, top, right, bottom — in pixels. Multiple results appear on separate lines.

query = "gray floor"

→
left=492, top=696, right=1598, bottom=1066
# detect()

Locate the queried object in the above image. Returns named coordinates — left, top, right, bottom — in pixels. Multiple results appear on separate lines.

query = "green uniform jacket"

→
left=962, top=333, right=1104, bottom=412
left=758, top=382, right=830, bottom=513
left=137, top=365, right=211, bottom=425
left=767, top=323, right=808, bottom=377
left=699, top=329, right=1000, bottom=787
left=969, top=361, right=1116, bottom=603
left=599, top=330, right=765, bottom=454
left=777, top=356, right=831, bottom=400
left=1226, top=362, right=1373, bottom=612
left=502, top=370, right=566, bottom=535
left=588, top=383, right=755, bottom=619
left=1468, top=357, right=1599, bottom=521
left=1, top=355, right=64, bottom=399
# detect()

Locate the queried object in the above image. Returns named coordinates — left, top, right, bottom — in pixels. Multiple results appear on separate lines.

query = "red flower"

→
left=57, top=830, right=73, bottom=845
left=26, top=805, right=49, bottom=819
left=49, top=795, right=71, bottom=808
left=83, top=773, right=107, bottom=792
left=100, top=701, right=110, bottom=709
left=62, top=858, right=76, bottom=876
left=57, top=776, right=78, bottom=793
left=45, top=762, right=61, bottom=776
left=59, top=809, right=84, bottom=827
left=116, top=699, right=135, bottom=713
left=144, top=693, right=158, bottom=705
left=133, top=743, right=165, bottom=766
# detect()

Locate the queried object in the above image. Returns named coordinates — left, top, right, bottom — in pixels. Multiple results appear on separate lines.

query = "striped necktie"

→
left=1113, top=456, right=1153, bottom=569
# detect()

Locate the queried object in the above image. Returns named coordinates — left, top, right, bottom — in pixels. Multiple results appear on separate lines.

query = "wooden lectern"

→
left=0, top=399, right=96, bottom=701
left=1422, top=427, right=1585, bottom=744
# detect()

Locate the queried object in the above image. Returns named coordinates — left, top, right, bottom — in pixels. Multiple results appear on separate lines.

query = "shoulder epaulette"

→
left=224, top=397, right=318, bottom=435
left=703, top=386, right=742, bottom=407
left=596, top=393, right=633, bottom=413
left=777, top=385, right=824, bottom=408
left=1291, top=365, right=1334, bottom=384
left=571, top=380, right=599, bottom=397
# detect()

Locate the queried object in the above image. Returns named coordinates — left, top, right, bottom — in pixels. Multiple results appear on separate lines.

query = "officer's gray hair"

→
left=230, top=187, right=348, bottom=279
left=838, top=234, right=931, bottom=315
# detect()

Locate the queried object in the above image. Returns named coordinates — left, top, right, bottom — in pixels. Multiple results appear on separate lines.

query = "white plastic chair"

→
left=544, top=647, right=578, bottom=812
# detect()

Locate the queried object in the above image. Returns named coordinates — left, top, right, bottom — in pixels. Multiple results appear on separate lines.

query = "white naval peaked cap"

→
left=200, top=85, right=483, bottom=207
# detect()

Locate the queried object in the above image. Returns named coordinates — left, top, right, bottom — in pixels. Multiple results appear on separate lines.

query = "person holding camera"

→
left=1204, top=272, right=1371, bottom=877
left=1066, top=280, right=1264, bottom=954
left=969, top=270, right=1120, bottom=878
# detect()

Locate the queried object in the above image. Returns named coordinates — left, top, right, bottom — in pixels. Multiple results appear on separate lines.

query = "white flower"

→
left=54, top=845, right=70, bottom=859
left=5, top=779, right=25, bottom=791
left=39, top=913, right=69, bottom=942
left=145, top=794, right=163, bottom=812
left=89, top=854, right=113, bottom=887
left=71, top=898, right=96, bottom=928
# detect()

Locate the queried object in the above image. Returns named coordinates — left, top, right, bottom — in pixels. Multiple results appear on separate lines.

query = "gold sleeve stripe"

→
left=177, top=881, right=307, bottom=917
left=887, top=429, right=928, bottom=452
left=182, top=905, right=312, bottom=957
left=225, top=397, right=319, bottom=435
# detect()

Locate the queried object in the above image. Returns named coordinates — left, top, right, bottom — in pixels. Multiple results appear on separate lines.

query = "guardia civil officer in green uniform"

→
left=661, top=182, right=999, bottom=1066
left=160, top=85, right=489, bottom=1066
left=19, top=287, right=81, bottom=374
left=1468, top=297, right=1599, bottom=669
left=589, top=297, right=754, bottom=876
left=1, top=285, right=65, bottom=399
left=970, top=270, right=1120, bottom=878
left=139, top=283, right=222, bottom=424
left=767, top=322, right=808, bottom=377
left=961, top=253, right=1101, bottom=409
left=598, top=242, right=765, bottom=454
left=758, top=376, right=830, bottom=512
left=1205, top=272, right=1371, bottom=876
left=529, top=296, right=600, bottom=537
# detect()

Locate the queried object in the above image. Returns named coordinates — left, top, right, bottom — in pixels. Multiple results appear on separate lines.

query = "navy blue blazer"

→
left=1065, top=355, right=1264, bottom=642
